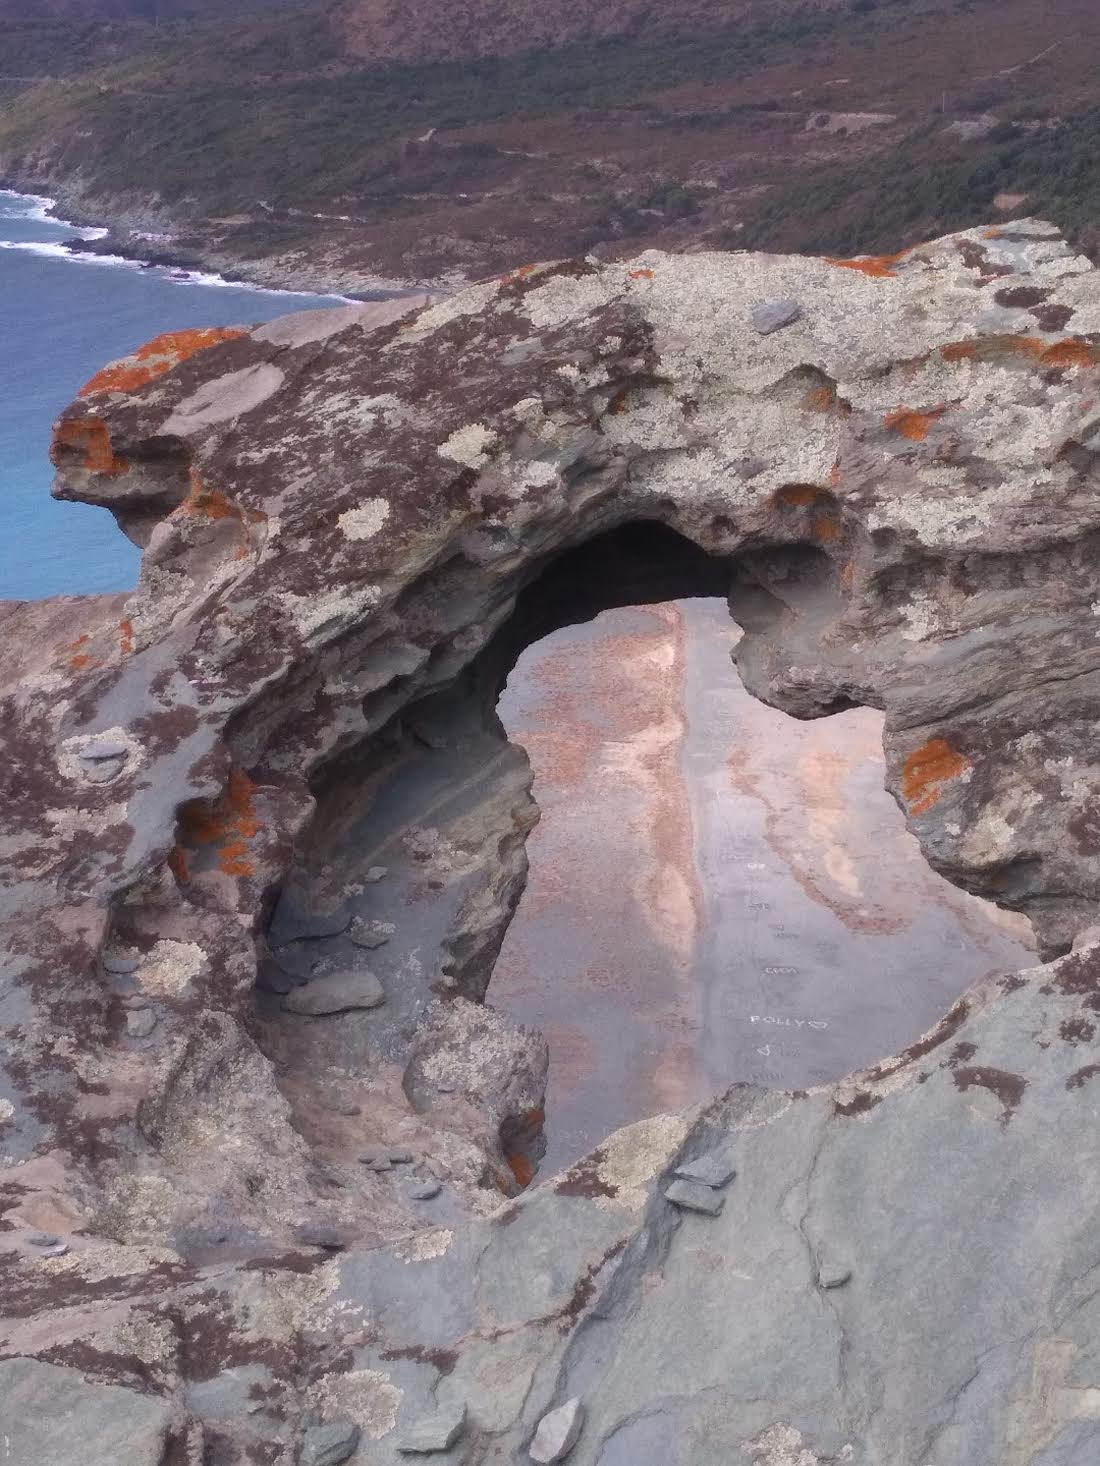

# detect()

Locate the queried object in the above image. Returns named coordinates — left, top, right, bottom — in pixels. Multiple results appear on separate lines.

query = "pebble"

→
left=300, top=1418, right=361, bottom=1466
left=397, top=1401, right=466, bottom=1453
left=359, top=1148, right=413, bottom=1168
left=349, top=918, right=394, bottom=949
left=672, top=1153, right=736, bottom=1189
left=817, top=1263, right=852, bottom=1289
left=751, top=297, right=803, bottom=335
left=41, top=1243, right=70, bottom=1258
left=27, top=1233, right=59, bottom=1248
left=126, top=1009, right=157, bottom=1039
left=294, top=1225, right=348, bottom=1251
left=409, top=1180, right=441, bottom=1201
left=664, top=1179, right=725, bottom=1216
left=530, top=1398, right=584, bottom=1463
left=365, top=866, right=388, bottom=883
left=78, top=740, right=129, bottom=762
left=101, top=952, right=141, bottom=975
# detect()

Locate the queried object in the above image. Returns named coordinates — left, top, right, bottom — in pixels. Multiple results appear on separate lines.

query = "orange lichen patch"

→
left=772, top=483, right=826, bottom=508
left=628, top=268, right=655, bottom=280
left=181, top=467, right=265, bottom=531
left=500, top=262, right=541, bottom=285
left=813, top=513, right=841, bottom=542
left=78, top=326, right=247, bottom=398
left=119, top=619, right=134, bottom=656
left=823, top=247, right=909, bottom=279
left=177, top=767, right=262, bottom=880
left=942, top=334, right=1100, bottom=369
left=829, top=462, right=842, bottom=489
left=803, top=384, right=837, bottom=412
left=50, top=417, right=128, bottom=476
left=883, top=405, right=948, bottom=441
left=901, top=738, right=971, bottom=817
left=840, top=559, right=855, bottom=590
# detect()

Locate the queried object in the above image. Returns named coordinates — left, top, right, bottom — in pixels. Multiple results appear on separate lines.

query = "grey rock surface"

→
left=397, top=1401, right=467, bottom=1452
left=672, top=1152, right=736, bottom=1187
left=751, top=296, right=802, bottom=334
left=301, top=1418, right=362, bottom=1466
left=282, top=969, right=385, bottom=1015
left=0, top=1358, right=172, bottom=1466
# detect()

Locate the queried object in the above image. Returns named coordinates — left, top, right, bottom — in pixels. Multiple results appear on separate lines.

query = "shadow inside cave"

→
left=252, top=521, right=1035, bottom=1190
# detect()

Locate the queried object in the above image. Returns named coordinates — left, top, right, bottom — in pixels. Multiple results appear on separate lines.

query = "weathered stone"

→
left=751, top=297, right=802, bottom=335
left=665, top=1178, right=726, bottom=1215
left=101, top=951, right=141, bottom=975
left=530, top=1398, right=584, bottom=1463
left=817, top=1262, right=852, bottom=1289
left=281, top=970, right=385, bottom=1015
left=673, top=1152, right=736, bottom=1188
left=0, top=1358, right=172, bottom=1466
left=78, top=740, right=130, bottom=762
left=349, top=917, right=395, bottom=949
left=126, top=1008, right=157, bottom=1038
left=397, top=1402, right=467, bottom=1453
left=409, top=1179, right=441, bottom=1200
left=301, top=1419, right=361, bottom=1466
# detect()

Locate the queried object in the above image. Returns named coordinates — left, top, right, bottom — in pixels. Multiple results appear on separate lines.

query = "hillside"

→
left=1, top=0, right=1098, bottom=292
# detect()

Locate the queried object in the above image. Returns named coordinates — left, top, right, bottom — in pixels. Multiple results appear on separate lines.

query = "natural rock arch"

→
left=3, top=223, right=1100, bottom=1464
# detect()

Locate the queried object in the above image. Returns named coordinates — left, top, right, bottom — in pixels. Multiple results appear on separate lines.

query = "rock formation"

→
left=3, top=221, right=1100, bottom=1462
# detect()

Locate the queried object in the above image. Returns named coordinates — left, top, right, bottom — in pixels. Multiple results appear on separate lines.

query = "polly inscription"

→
left=750, top=1015, right=829, bottom=1030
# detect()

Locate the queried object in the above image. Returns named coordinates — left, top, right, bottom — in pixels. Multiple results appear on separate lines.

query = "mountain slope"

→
left=1, top=0, right=1098, bottom=292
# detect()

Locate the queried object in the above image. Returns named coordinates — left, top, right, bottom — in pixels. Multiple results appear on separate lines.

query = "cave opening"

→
left=257, top=520, right=1035, bottom=1197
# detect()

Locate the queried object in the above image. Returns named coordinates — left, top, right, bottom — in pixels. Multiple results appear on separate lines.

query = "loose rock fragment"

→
left=101, top=952, right=141, bottom=975
left=817, top=1263, right=852, bottom=1289
left=673, top=1152, right=736, bottom=1188
left=397, top=1402, right=467, bottom=1453
left=751, top=297, right=802, bottom=335
left=349, top=917, right=395, bottom=949
left=126, top=1009, right=157, bottom=1039
left=530, top=1398, right=584, bottom=1463
left=665, top=1179, right=725, bottom=1216
left=282, top=970, right=385, bottom=1015
left=301, top=1418, right=361, bottom=1466
left=409, top=1180, right=441, bottom=1201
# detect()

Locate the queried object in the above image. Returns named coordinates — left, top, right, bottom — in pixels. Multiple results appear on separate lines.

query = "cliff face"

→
left=4, top=225, right=1100, bottom=1463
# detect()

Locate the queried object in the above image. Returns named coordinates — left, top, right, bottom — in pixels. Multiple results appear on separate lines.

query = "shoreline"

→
left=0, top=187, right=363, bottom=301
left=0, top=178, right=454, bottom=301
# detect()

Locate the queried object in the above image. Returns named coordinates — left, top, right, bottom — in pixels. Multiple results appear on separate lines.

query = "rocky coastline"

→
left=4, top=222, right=1100, bottom=1463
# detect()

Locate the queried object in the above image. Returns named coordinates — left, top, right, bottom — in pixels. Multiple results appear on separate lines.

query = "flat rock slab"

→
left=282, top=970, right=384, bottom=1015
left=673, top=1152, right=736, bottom=1188
left=530, top=1398, right=585, bottom=1463
left=397, top=1402, right=467, bottom=1453
left=0, top=1357, right=172, bottom=1466
left=751, top=297, right=802, bottom=335
left=665, top=1178, right=726, bottom=1215
left=301, top=1419, right=362, bottom=1466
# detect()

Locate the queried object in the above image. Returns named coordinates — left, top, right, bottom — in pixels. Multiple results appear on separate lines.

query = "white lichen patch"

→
left=338, top=498, right=390, bottom=541
left=742, top=1422, right=838, bottom=1465
left=439, top=422, right=497, bottom=468
left=283, top=583, right=382, bottom=641
left=316, top=1368, right=402, bottom=1440
left=137, top=940, right=206, bottom=996
left=591, top=1111, right=693, bottom=1213
left=0, top=1098, right=14, bottom=1125
left=389, top=279, right=502, bottom=344
left=42, top=1242, right=180, bottom=1282
left=395, top=1227, right=453, bottom=1263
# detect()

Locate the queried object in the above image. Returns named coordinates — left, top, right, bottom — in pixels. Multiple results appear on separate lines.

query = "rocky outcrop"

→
left=4, top=223, right=1100, bottom=1462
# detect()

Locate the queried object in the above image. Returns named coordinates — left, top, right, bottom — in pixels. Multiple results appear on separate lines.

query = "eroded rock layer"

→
left=3, top=223, right=1100, bottom=1463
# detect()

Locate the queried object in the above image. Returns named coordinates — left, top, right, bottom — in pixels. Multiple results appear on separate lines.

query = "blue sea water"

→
left=0, top=191, right=340, bottom=600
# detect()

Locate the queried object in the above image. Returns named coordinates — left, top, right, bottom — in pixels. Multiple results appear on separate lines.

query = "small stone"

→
left=359, top=1152, right=392, bottom=1172
left=126, top=1009, right=157, bottom=1039
left=751, top=297, right=802, bottom=335
left=349, top=917, right=394, bottom=950
left=530, top=1398, right=584, bottom=1463
left=79, top=740, right=129, bottom=762
left=817, top=1263, right=852, bottom=1289
left=387, top=1150, right=414, bottom=1165
left=365, top=866, right=388, bottom=883
left=27, top=1233, right=59, bottom=1248
left=397, top=1401, right=466, bottom=1453
left=282, top=970, right=385, bottom=1016
left=301, top=1418, right=361, bottom=1466
left=320, top=1097, right=362, bottom=1117
left=673, top=1152, right=736, bottom=1189
left=409, top=1180, right=441, bottom=1201
left=101, top=952, right=141, bottom=975
left=664, top=1179, right=725, bottom=1216
left=41, top=1243, right=70, bottom=1258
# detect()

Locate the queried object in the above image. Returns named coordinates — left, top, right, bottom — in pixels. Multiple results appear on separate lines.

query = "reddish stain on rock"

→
left=119, top=620, right=134, bottom=657
left=177, top=767, right=262, bottom=880
left=884, top=406, right=948, bottom=441
left=78, top=326, right=247, bottom=397
left=901, top=738, right=970, bottom=816
left=952, top=1065, right=1027, bottom=1123
left=824, top=247, right=909, bottom=278
left=941, top=335, right=1100, bottom=370
left=628, top=268, right=655, bottom=280
left=834, top=1090, right=882, bottom=1117
left=50, top=417, right=128, bottom=476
